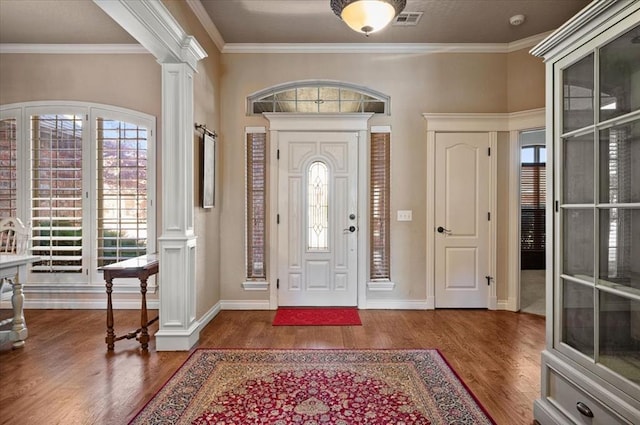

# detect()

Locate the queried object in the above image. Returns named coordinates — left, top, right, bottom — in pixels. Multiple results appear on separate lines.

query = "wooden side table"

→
left=101, top=254, right=159, bottom=351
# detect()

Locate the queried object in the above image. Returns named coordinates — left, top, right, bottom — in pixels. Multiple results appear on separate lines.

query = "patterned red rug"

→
left=129, top=349, right=496, bottom=424
left=273, top=307, right=362, bottom=326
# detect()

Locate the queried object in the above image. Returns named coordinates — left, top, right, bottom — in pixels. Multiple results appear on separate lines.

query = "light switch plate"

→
left=397, top=210, right=412, bottom=221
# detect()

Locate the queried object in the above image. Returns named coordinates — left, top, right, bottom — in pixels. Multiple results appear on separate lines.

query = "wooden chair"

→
left=0, top=217, right=29, bottom=255
left=0, top=217, right=30, bottom=332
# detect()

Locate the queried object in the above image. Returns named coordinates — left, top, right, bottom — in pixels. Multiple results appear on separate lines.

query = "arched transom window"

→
left=247, top=80, right=390, bottom=115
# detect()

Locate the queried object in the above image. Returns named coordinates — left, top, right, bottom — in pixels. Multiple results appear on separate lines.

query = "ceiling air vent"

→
left=393, top=11, right=423, bottom=26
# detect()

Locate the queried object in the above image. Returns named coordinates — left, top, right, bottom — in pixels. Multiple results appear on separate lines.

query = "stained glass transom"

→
left=307, top=161, right=329, bottom=251
left=248, top=81, right=389, bottom=115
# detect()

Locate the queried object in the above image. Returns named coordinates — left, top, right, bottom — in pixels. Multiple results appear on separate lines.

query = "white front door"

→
left=434, top=132, right=490, bottom=308
left=278, top=131, right=358, bottom=306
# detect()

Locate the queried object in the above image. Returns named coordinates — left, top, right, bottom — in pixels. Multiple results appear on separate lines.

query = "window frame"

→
left=247, top=80, right=390, bottom=116
left=0, top=101, right=156, bottom=287
left=369, top=130, right=391, bottom=281
left=244, top=127, right=267, bottom=281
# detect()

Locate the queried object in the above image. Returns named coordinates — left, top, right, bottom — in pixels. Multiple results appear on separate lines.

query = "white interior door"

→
left=435, top=132, right=490, bottom=308
left=278, top=131, right=358, bottom=306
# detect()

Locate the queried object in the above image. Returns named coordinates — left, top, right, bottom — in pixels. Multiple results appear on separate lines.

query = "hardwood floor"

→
left=0, top=309, right=545, bottom=425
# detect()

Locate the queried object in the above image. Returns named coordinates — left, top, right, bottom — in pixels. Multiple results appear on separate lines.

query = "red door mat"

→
left=273, top=307, right=362, bottom=326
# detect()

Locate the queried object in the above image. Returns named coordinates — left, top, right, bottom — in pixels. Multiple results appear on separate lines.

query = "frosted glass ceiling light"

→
left=331, top=0, right=406, bottom=36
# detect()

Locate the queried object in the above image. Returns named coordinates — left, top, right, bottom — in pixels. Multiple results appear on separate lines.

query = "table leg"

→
left=139, top=275, right=149, bottom=350
left=10, top=278, right=27, bottom=348
left=105, top=277, right=115, bottom=350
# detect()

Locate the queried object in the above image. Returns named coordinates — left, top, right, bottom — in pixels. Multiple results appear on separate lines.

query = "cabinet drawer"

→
left=547, top=369, right=630, bottom=424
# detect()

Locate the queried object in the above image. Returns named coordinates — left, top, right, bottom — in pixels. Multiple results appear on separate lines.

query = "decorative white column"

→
left=92, top=0, right=207, bottom=350
left=155, top=62, right=200, bottom=351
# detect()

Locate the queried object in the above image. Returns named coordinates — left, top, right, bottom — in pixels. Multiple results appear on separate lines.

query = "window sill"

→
left=242, top=281, right=269, bottom=291
left=367, top=280, right=395, bottom=291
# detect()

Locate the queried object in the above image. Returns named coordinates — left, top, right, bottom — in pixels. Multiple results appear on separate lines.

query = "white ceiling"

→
left=0, top=0, right=592, bottom=46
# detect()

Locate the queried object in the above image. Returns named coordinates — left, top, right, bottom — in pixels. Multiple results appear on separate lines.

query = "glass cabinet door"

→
left=558, top=22, right=640, bottom=386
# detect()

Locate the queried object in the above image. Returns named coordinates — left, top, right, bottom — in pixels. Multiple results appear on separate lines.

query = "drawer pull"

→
left=576, top=401, right=594, bottom=418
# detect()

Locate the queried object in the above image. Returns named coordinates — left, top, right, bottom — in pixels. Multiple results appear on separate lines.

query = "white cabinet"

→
left=531, top=1, right=640, bottom=424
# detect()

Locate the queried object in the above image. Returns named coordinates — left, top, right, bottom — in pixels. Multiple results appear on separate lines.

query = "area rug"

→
left=273, top=307, right=362, bottom=326
left=129, top=349, right=495, bottom=424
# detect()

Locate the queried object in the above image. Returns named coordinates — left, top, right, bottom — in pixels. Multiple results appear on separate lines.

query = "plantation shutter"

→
left=370, top=132, right=390, bottom=280
left=246, top=131, right=266, bottom=279
left=0, top=118, right=17, bottom=218
left=30, top=114, right=84, bottom=273
left=96, top=118, right=149, bottom=267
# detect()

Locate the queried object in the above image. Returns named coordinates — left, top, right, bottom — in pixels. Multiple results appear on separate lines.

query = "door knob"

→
left=437, top=226, right=452, bottom=234
left=344, top=225, right=356, bottom=233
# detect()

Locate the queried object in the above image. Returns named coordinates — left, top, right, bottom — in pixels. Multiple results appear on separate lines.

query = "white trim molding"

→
left=0, top=44, right=148, bottom=54
left=93, top=0, right=207, bottom=71
left=366, top=280, right=396, bottom=291
left=530, top=0, right=621, bottom=58
left=364, top=299, right=430, bottom=310
left=222, top=33, right=552, bottom=55
left=242, top=281, right=269, bottom=291
left=185, top=0, right=225, bottom=52
left=221, top=300, right=271, bottom=310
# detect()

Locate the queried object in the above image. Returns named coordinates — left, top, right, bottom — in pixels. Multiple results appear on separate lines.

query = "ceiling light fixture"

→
left=331, top=0, right=407, bottom=36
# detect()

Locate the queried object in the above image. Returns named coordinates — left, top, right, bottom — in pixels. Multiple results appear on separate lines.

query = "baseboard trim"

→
left=197, top=301, right=222, bottom=333
left=155, top=320, right=200, bottom=351
left=0, top=299, right=159, bottom=310
left=220, top=300, right=271, bottom=310
left=363, top=299, right=430, bottom=310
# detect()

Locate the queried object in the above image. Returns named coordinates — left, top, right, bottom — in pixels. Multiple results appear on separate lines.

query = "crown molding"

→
left=422, top=108, right=545, bottom=132
left=222, top=32, right=551, bottom=54
left=530, top=0, right=627, bottom=58
left=185, top=0, right=225, bottom=53
left=93, top=0, right=206, bottom=70
left=0, top=43, right=148, bottom=54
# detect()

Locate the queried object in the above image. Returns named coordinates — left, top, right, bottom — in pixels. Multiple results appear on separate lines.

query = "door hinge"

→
left=277, top=149, right=280, bottom=160
left=485, top=276, right=493, bottom=286
left=487, top=147, right=491, bottom=156
left=487, top=212, right=491, bottom=221
left=277, top=214, right=280, bottom=224
left=276, top=278, right=280, bottom=289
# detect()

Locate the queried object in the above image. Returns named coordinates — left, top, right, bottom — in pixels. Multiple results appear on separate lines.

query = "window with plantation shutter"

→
left=246, top=130, right=266, bottom=279
left=520, top=145, right=546, bottom=269
left=370, top=132, right=391, bottom=280
left=0, top=102, right=155, bottom=286
left=31, top=114, right=84, bottom=273
left=0, top=117, right=17, bottom=218
left=96, top=118, right=148, bottom=267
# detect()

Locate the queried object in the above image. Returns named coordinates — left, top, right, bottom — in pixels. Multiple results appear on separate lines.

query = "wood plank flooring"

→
left=0, top=309, right=545, bottom=425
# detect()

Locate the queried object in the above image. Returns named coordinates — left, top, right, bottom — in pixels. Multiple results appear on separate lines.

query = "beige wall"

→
left=162, top=0, right=223, bottom=317
left=508, top=48, right=546, bottom=112
left=0, top=53, right=160, bottom=115
left=219, top=50, right=544, bottom=305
